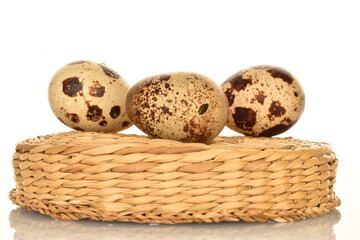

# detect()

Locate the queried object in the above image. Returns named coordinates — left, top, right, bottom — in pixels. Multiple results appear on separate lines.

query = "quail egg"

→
left=48, top=60, right=132, bottom=132
left=126, top=72, right=229, bottom=143
left=221, top=65, right=305, bottom=137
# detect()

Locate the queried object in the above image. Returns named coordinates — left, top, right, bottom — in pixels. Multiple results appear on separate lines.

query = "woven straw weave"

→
left=10, top=131, right=340, bottom=224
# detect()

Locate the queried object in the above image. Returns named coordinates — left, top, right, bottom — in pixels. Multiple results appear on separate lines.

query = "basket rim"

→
left=15, top=131, right=332, bottom=155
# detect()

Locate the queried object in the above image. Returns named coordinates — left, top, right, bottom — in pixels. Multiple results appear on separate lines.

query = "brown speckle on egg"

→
left=224, top=88, right=235, bottom=107
left=67, top=60, right=86, bottom=65
left=86, top=105, right=103, bottom=122
left=62, top=77, right=82, bottom=97
left=255, top=90, right=266, bottom=105
left=142, top=102, right=150, bottom=108
left=221, top=65, right=305, bottom=137
left=110, top=106, right=121, bottom=119
left=268, top=101, right=286, bottom=120
left=160, top=106, right=172, bottom=115
left=232, top=107, right=257, bottom=130
left=66, top=113, right=80, bottom=123
left=160, top=74, right=171, bottom=81
left=122, top=121, right=130, bottom=128
left=259, top=124, right=290, bottom=137
left=99, top=120, right=107, bottom=126
left=181, top=99, right=188, bottom=106
left=89, top=81, right=105, bottom=97
left=99, top=64, right=120, bottom=79
left=229, top=74, right=253, bottom=91
left=266, top=67, right=294, bottom=84
left=183, top=123, right=189, bottom=132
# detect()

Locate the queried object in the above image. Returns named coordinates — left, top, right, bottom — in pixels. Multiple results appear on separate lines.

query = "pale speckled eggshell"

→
left=48, top=60, right=133, bottom=132
left=221, top=65, right=305, bottom=137
left=126, top=72, right=229, bottom=143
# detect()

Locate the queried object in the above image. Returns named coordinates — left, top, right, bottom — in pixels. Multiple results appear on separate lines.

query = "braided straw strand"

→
left=10, top=131, right=340, bottom=224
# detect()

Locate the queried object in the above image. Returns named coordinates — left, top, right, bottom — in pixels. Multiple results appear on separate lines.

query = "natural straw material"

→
left=10, top=131, right=340, bottom=224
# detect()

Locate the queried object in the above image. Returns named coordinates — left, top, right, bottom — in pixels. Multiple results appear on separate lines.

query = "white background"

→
left=1, top=0, right=359, bottom=239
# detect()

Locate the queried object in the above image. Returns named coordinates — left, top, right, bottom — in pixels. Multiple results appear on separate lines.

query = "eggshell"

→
left=126, top=72, right=229, bottom=143
left=48, top=60, right=132, bottom=132
left=221, top=65, right=305, bottom=137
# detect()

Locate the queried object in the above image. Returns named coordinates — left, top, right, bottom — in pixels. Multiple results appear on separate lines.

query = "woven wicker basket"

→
left=10, top=131, right=340, bottom=224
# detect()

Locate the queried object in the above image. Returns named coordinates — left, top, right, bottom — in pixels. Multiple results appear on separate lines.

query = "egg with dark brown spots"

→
left=126, top=72, right=229, bottom=143
left=221, top=65, right=305, bottom=137
left=48, top=60, right=132, bottom=132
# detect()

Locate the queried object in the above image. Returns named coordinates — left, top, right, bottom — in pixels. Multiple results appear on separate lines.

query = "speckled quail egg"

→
left=48, top=60, right=133, bottom=132
left=221, top=65, right=305, bottom=137
left=126, top=72, right=229, bottom=143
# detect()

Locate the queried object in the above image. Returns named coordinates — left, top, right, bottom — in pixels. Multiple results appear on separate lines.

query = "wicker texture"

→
left=10, top=131, right=340, bottom=224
